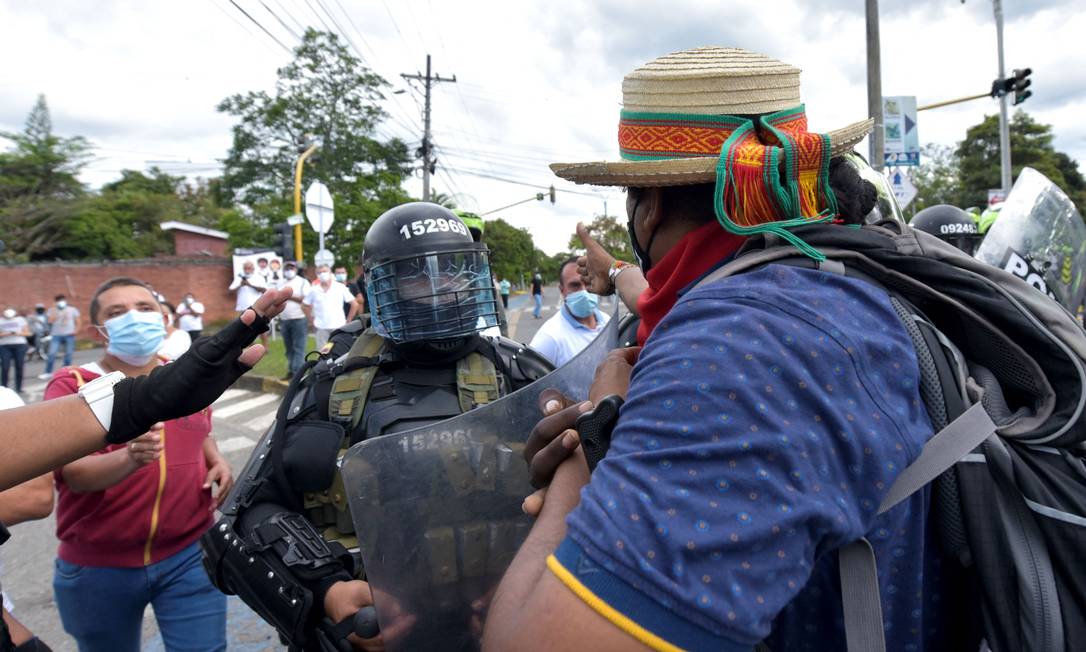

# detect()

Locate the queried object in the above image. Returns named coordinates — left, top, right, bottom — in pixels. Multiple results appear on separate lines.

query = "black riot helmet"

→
left=362, top=202, right=499, bottom=343
left=911, top=204, right=983, bottom=255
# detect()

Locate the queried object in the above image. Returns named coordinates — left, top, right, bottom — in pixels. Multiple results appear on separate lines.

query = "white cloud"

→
left=1, top=0, right=1082, bottom=255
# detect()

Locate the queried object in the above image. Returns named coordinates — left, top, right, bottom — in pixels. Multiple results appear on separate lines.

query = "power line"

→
left=452, top=165, right=603, bottom=198
left=258, top=0, right=301, bottom=41
left=210, top=0, right=282, bottom=56
left=301, top=0, right=335, bottom=34
left=269, top=0, right=305, bottom=33
left=226, top=0, right=293, bottom=54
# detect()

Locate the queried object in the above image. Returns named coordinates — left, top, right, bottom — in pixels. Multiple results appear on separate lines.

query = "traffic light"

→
left=549, top=185, right=556, bottom=204
left=990, top=67, right=1032, bottom=106
left=1011, top=68, right=1032, bottom=105
left=273, top=222, right=294, bottom=261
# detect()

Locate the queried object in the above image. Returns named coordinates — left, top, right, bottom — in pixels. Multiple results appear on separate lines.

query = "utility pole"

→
left=865, top=0, right=884, bottom=171
left=402, top=55, right=456, bottom=202
left=993, top=0, right=1012, bottom=193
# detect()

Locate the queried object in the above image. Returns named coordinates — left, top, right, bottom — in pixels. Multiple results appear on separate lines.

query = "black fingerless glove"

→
left=106, top=311, right=271, bottom=443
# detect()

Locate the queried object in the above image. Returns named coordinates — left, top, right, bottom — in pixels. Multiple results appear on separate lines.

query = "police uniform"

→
left=200, top=204, right=551, bottom=651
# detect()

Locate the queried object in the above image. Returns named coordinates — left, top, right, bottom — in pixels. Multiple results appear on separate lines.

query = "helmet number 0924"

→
left=399, top=218, right=467, bottom=240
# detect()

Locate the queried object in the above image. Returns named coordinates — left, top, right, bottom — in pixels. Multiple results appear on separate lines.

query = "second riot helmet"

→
left=362, top=202, right=499, bottom=343
left=911, top=204, right=982, bottom=255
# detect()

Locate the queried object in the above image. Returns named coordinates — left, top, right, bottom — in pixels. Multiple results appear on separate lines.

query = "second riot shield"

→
left=340, top=308, right=620, bottom=651
left=975, top=167, right=1086, bottom=312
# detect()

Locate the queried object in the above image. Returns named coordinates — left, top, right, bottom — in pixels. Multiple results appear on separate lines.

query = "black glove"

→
left=106, top=311, right=271, bottom=443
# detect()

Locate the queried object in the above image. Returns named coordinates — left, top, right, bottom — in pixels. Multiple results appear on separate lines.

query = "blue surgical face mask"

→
left=335, top=273, right=348, bottom=283
left=103, top=309, right=166, bottom=366
left=565, top=290, right=599, bottom=319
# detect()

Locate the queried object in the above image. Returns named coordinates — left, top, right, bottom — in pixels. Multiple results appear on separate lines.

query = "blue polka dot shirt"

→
left=551, top=265, right=948, bottom=651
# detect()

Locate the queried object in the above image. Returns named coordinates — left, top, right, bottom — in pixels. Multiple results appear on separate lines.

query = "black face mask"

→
left=626, top=194, right=660, bottom=273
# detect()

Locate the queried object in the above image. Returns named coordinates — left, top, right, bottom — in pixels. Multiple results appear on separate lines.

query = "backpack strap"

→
left=839, top=538, right=886, bottom=652
left=839, top=401, right=998, bottom=652
left=456, top=352, right=500, bottom=413
left=327, top=329, right=386, bottom=434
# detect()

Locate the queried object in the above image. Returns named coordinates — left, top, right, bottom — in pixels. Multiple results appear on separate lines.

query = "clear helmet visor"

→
left=366, top=250, right=499, bottom=343
left=841, top=151, right=906, bottom=224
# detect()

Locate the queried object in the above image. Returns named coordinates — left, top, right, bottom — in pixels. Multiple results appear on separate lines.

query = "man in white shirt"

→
left=529, top=257, right=609, bottom=367
left=278, top=262, right=312, bottom=378
left=229, top=261, right=268, bottom=347
left=303, top=265, right=355, bottom=351
left=175, top=293, right=205, bottom=340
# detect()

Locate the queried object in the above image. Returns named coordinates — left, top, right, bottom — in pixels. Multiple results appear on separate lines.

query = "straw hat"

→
left=551, top=47, right=873, bottom=187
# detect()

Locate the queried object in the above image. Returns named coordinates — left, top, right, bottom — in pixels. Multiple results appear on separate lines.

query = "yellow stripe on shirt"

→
left=546, top=554, right=685, bottom=652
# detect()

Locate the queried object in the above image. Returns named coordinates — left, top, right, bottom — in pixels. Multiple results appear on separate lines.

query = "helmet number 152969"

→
left=399, top=218, right=468, bottom=240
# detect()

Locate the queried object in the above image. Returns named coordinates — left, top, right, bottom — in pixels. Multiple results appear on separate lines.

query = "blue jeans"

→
left=0, top=343, right=27, bottom=391
left=46, top=334, right=75, bottom=373
left=279, top=317, right=308, bottom=375
left=53, top=542, right=227, bottom=652
left=533, top=293, right=543, bottom=318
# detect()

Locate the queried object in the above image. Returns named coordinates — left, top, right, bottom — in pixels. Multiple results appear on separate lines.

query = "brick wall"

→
left=1, top=258, right=240, bottom=330
left=173, top=231, right=228, bottom=257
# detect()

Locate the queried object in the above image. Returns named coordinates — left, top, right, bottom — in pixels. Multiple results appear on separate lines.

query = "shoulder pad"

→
left=489, top=336, right=554, bottom=386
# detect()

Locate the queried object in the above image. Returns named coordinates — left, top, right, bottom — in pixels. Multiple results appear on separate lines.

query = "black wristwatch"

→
left=575, top=395, right=625, bottom=473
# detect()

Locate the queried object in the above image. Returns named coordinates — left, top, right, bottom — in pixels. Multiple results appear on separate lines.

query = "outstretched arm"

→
left=0, top=289, right=291, bottom=491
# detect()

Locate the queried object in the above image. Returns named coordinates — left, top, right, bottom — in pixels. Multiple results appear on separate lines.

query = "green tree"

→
left=567, top=214, right=632, bottom=263
left=955, top=111, right=1086, bottom=213
left=484, top=218, right=537, bottom=285
left=0, top=94, right=89, bottom=203
left=216, top=29, right=414, bottom=265
left=912, top=144, right=962, bottom=215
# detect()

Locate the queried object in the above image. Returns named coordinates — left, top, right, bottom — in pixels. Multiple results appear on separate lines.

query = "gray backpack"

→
left=694, top=220, right=1086, bottom=652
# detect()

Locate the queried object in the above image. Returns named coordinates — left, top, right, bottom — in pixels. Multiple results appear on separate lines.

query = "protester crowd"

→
left=0, top=45, right=1081, bottom=652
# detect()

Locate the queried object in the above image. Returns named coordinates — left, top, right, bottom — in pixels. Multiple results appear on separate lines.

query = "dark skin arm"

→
left=483, top=447, right=650, bottom=651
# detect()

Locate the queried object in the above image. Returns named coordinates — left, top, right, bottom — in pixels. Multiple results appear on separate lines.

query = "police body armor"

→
left=200, top=320, right=552, bottom=651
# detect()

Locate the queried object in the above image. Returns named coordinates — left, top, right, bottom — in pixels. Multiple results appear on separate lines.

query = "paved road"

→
left=6, top=352, right=281, bottom=651
left=1, top=286, right=611, bottom=650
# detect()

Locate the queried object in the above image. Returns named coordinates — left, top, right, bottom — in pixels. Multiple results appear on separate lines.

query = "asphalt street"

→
left=2, top=285, right=593, bottom=650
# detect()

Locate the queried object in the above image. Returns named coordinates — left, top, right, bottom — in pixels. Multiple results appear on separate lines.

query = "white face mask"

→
left=284, top=269, right=297, bottom=280
left=318, top=271, right=332, bottom=283
left=56, top=301, right=68, bottom=309
left=2, top=309, right=15, bottom=319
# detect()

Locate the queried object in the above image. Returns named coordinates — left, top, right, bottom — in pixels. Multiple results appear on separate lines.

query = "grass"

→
left=250, top=334, right=317, bottom=379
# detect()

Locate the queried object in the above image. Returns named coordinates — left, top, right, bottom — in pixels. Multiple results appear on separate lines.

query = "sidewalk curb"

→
left=235, top=374, right=288, bottom=396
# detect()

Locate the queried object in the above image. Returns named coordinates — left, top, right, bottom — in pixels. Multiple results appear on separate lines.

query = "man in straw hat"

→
left=485, top=48, right=948, bottom=651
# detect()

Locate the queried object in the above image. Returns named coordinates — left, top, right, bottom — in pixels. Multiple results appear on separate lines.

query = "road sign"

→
left=883, top=96, right=920, bottom=167
left=305, top=182, right=334, bottom=234
left=889, top=168, right=918, bottom=209
left=287, top=213, right=305, bottom=226
left=313, top=248, right=335, bottom=267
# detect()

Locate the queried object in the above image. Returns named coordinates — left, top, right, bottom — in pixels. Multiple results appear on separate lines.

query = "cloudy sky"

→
left=1, top=0, right=1083, bottom=254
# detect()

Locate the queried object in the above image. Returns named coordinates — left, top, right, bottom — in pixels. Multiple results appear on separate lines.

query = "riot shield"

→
left=975, top=167, right=1086, bottom=312
left=340, top=308, right=620, bottom=651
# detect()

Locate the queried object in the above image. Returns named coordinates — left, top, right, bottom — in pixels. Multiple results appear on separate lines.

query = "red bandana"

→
left=636, top=221, right=745, bottom=345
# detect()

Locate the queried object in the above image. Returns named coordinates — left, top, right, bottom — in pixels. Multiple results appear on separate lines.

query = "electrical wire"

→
left=226, top=0, right=293, bottom=54
left=259, top=0, right=302, bottom=41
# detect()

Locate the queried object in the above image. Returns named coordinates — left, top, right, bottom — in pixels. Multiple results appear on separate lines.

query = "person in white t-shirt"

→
left=529, top=256, right=610, bottom=367
left=0, top=309, right=30, bottom=393
left=303, top=265, right=355, bottom=351
left=175, top=294, right=205, bottom=340
left=229, top=261, right=269, bottom=347
left=278, top=262, right=312, bottom=378
left=158, top=302, right=192, bottom=361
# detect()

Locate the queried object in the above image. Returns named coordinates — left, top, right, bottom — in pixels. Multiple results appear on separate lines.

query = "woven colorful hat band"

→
left=619, top=105, right=838, bottom=261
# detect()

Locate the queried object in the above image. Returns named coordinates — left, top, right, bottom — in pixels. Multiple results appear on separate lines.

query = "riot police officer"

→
left=200, top=203, right=552, bottom=651
left=911, top=204, right=983, bottom=255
